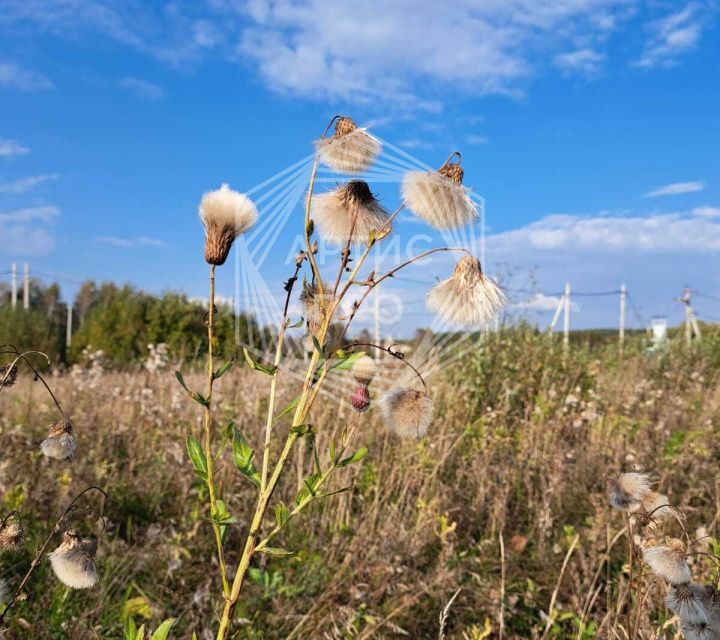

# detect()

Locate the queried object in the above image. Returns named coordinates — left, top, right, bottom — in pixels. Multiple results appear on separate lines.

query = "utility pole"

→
left=66, top=304, right=73, bottom=349
left=681, top=288, right=701, bottom=344
left=563, top=282, right=571, bottom=353
left=619, top=283, right=626, bottom=351
left=10, top=263, right=17, bottom=309
left=23, top=263, right=29, bottom=310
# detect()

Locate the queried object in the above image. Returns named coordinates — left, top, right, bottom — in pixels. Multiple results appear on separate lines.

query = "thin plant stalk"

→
left=203, top=264, right=229, bottom=597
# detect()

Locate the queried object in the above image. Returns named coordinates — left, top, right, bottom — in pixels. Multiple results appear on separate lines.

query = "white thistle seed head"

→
left=640, top=491, right=676, bottom=523
left=643, top=538, right=692, bottom=584
left=315, top=117, right=381, bottom=173
left=608, top=472, right=652, bottom=511
left=666, top=583, right=709, bottom=625
left=378, top=388, right=434, bottom=439
left=680, top=621, right=717, bottom=640
left=199, top=184, right=258, bottom=265
left=401, top=154, right=478, bottom=230
left=312, top=181, right=389, bottom=245
left=351, top=354, right=377, bottom=385
left=40, top=419, right=76, bottom=461
left=427, top=256, right=506, bottom=327
left=49, top=530, right=99, bottom=590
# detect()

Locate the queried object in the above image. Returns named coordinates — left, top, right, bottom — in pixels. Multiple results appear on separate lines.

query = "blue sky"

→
left=1, top=0, right=719, bottom=335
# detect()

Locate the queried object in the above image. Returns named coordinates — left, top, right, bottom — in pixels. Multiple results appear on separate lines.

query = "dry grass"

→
left=1, top=328, right=719, bottom=639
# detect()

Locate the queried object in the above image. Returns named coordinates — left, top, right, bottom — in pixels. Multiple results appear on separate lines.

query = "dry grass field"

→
left=1, top=328, right=719, bottom=639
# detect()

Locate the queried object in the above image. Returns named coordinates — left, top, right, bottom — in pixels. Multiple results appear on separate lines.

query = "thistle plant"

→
left=176, top=115, right=507, bottom=638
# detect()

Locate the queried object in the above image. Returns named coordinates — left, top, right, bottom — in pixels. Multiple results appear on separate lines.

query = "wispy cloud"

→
left=644, top=181, right=704, bottom=197
left=635, top=2, right=708, bottom=68
left=0, top=205, right=60, bottom=255
left=118, top=77, right=165, bottom=101
left=693, top=206, right=720, bottom=218
left=554, top=48, right=605, bottom=76
left=465, top=134, right=489, bottom=146
left=0, top=173, right=58, bottom=194
left=0, top=61, right=53, bottom=91
left=511, top=293, right=580, bottom=312
left=96, top=235, right=167, bottom=248
left=0, top=139, right=30, bottom=158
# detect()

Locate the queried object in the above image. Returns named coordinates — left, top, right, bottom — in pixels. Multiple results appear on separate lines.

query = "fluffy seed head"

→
left=401, top=154, right=477, bottom=230
left=351, top=383, right=371, bottom=414
left=378, top=388, right=434, bottom=439
left=0, top=364, right=17, bottom=388
left=199, top=184, right=258, bottom=265
left=352, top=355, right=377, bottom=385
left=640, top=491, right=676, bottom=523
left=0, top=522, right=24, bottom=550
left=40, top=419, right=76, bottom=461
left=680, top=621, right=718, bottom=640
left=667, top=583, right=708, bottom=625
left=427, top=256, right=506, bottom=327
left=608, top=472, right=652, bottom=510
left=312, top=181, right=389, bottom=245
left=315, top=118, right=381, bottom=173
left=299, top=282, right=339, bottom=352
left=643, top=538, right=692, bottom=584
left=49, top=529, right=98, bottom=590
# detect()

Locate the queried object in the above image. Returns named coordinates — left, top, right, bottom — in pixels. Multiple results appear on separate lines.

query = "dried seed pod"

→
left=0, top=521, right=24, bottom=551
left=608, top=472, right=652, bottom=511
left=41, top=418, right=76, bottom=461
left=0, top=364, right=18, bottom=388
left=315, top=117, right=381, bottom=173
left=378, top=388, right=433, bottom=439
left=48, top=529, right=99, bottom=589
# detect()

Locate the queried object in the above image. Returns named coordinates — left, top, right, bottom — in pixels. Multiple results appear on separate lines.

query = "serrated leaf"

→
left=136, top=626, right=146, bottom=640
left=274, top=502, right=290, bottom=528
left=337, top=446, right=368, bottom=467
left=213, top=360, right=234, bottom=380
left=212, top=499, right=236, bottom=542
left=258, top=546, right=295, bottom=557
left=243, top=347, right=278, bottom=376
left=186, top=435, right=208, bottom=480
left=232, top=428, right=261, bottom=488
left=150, top=619, right=177, bottom=640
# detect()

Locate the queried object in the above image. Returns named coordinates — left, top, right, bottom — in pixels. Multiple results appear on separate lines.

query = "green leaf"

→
left=211, top=499, right=236, bottom=542
left=175, top=371, right=210, bottom=407
left=213, top=360, right=234, bottom=380
left=274, top=502, right=290, bottom=528
left=288, top=317, right=304, bottom=329
left=232, top=428, right=261, bottom=488
left=186, top=435, right=208, bottom=480
left=136, top=625, right=146, bottom=640
left=337, top=447, right=368, bottom=468
left=258, top=546, right=295, bottom=557
left=295, top=472, right=321, bottom=505
left=290, top=423, right=314, bottom=437
left=328, top=440, right=338, bottom=465
left=243, top=348, right=278, bottom=376
left=150, top=619, right=177, bottom=640
left=329, top=350, right=366, bottom=372
left=123, top=617, right=138, bottom=640
left=274, top=396, right=299, bottom=422
left=311, top=336, right=324, bottom=358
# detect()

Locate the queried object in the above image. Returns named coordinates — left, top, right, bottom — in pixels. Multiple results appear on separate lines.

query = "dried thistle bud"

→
left=378, top=388, right=434, bottom=439
left=312, top=181, right=390, bottom=245
left=40, top=418, right=76, bottom=461
left=427, top=256, right=506, bottom=327
left=48, top=529, right=99, bottom=589
left=315, top=117, right=381, bottom=173
left=401, top=153, right=478, bottom=230
left=299, top=281, right=339, bottom=352
left=294, top=250, right=307, bottom=267
left=639, top=491, right=676, bottom=523
left=643, top=538, right=692, bottom=584
left=666, top=583, right=708, bottom=624
left=608, top=472, right=652, bottom=511
left=0, top=521, right=24, bottom=551
left=199, top=184, right=258, bottom=265
left=350, top=383, right=371, bottom=413
left=0, top=364, right=18, bottom=388
left=351, top=355, right=376, bottom=385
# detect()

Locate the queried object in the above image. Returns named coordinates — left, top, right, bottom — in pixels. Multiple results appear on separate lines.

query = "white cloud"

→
left=118, top=77, right=165, bottom=101
left=0, top=139, right=30, bottom=158
left=693, top=206, right=720, bottom=218
left=511, top=293, right=580, bottom=313
left=0, top=174, right=58, bottom=194
left=635, top=2, right=707, bottom=68
left=644, top=181, right=704, bottom=197
left=96, top=235, right=167, bottom=248
left=0, top=61, right=53, bottom=91
left=465, top=134, right=489, bottom=145
left=554, top=48, right=605, bottom=75
left=0, top=205, right=59, bottom=255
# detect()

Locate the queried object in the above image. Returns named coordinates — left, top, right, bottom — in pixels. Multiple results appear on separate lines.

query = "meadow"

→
left=1, top=328, right=719, bottom=639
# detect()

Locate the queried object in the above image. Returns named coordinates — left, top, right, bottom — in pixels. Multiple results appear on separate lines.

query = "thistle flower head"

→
left=378, top=388, right=434, bottom=439
left=401, top=153, right=478, bottom=230
left=643, top=538, right=692, bottom=584
left=199, top=183, right=258, bottom=265
left=608, top=472, right=652, bottom=511
left=315, top=117, right=381, bottom=173
left=0, top=521, right=24, bottom=551
left=666, top=583, right=708, bottom=625
left=312, top=181, right=389, bottom=245
left=350, top=383, right=371, bottom=414
left=680, top=621, right=717, bottom=640
left=40, top=418, right=76, bottom=461
left=0, top=364, right=17, bottom=388
left=427, top=255, right=506, bottom=327
left=49, top=529, right=99, bottom=589
left=352, top=354, right=377, bottom=385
